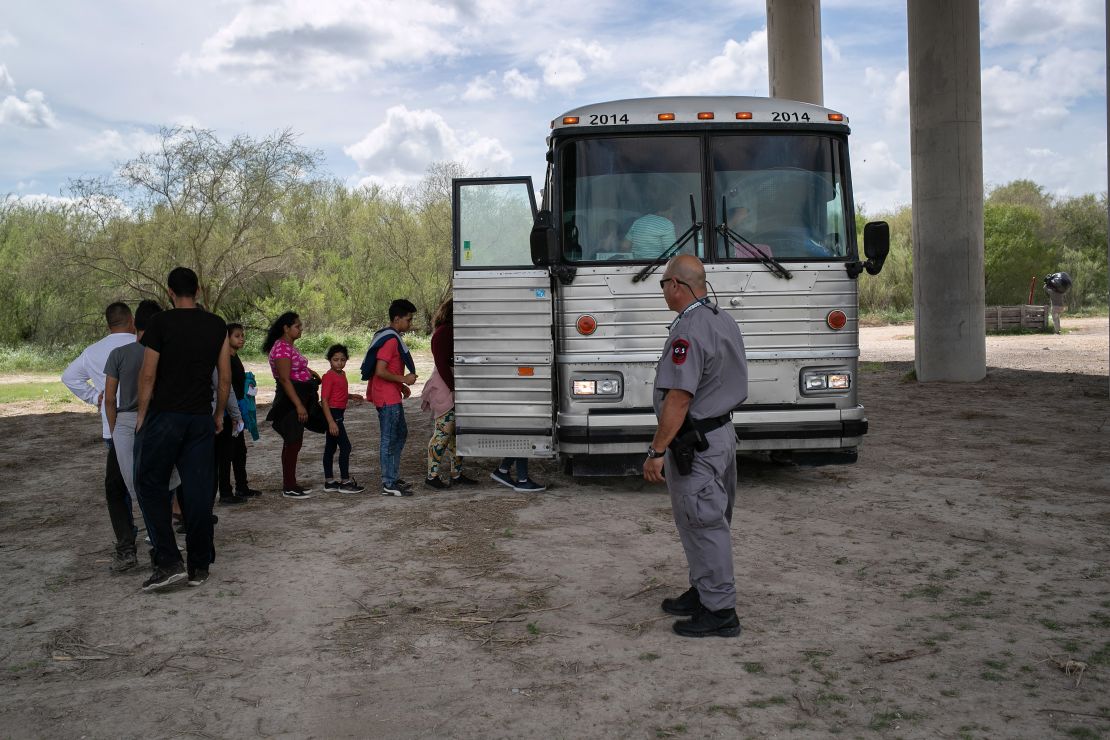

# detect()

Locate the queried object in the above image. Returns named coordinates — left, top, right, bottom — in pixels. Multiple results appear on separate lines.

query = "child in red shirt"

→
left=321, top=344, right=365, bottom=493
left=365, top=299, right=418, bottom=496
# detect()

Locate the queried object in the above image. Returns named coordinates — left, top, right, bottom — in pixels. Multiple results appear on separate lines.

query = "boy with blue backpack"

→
left=362, top=299, right=419, bottom=496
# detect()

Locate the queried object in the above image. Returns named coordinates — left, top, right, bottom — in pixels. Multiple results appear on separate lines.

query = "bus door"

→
left=451, top=177, right=556, bottom=459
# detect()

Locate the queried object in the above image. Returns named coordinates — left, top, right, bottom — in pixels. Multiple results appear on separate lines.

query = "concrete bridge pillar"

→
left=766, top=0, right=823, bottom=105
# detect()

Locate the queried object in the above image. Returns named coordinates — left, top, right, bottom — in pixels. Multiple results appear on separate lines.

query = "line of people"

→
left=63, top=268, right=545, bottom=593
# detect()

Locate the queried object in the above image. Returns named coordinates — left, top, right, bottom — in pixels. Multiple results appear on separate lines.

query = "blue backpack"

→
left=360, top=328, right=416, bottom=381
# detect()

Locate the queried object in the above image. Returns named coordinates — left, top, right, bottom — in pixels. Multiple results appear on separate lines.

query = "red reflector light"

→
left=827, top=310, right=847, bottom=330
left=517, top=367, right=535, bottom=377
left=736, top=112, right=753, bottom=120
left=828, top=113, right=845, bottom=122
left=658, top=113, right=675, bottom=121
left=697, top=112, right=714, bottom=120
left=562, top=116, right=580, bottom=125
left=576, top=315, right=597, bottom=335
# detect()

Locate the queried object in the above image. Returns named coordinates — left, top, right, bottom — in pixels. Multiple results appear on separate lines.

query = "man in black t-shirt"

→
left=134, top=267, right=231, bottom=592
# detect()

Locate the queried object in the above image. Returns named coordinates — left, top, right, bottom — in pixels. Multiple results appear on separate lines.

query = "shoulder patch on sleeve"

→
left=671, top=338, right=690, bottom=365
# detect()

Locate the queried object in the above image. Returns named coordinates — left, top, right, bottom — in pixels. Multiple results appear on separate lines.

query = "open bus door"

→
left=451, top=177, right=556, bottom=459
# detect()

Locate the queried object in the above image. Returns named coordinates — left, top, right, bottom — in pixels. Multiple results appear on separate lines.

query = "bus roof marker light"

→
left=697, top=112, right=714, bottom=120
left=576, top=315, right=597, bottom=336
left=828, top=113, right=845, bottom=122
left=562, top=116, right=580, bottom=125
left=827, top=310, right=847, bottom=330
left=658, top=113, right=676, bottom=121
left=736, top=112, right=753, bottom=120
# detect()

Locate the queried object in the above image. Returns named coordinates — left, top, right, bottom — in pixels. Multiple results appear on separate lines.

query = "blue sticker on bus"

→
left=535, top=289, right=546, bottom=298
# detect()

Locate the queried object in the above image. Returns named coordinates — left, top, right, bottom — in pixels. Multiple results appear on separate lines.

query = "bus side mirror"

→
left=862, top=221, right=889, bottom=276
left=531, top=209, right=558, bottom=266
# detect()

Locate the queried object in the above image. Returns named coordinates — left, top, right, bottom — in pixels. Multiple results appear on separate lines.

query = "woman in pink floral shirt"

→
left=263, top=312, right=320, bottom=498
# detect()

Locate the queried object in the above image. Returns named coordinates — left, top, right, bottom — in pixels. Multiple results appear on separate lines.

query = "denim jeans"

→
left=499, top=457, right=529, bottom=481
left=134, top=411, right=216, bottom=571
left=377, top=403, right=407, bottom=486
left=323, top=408, right=352, bottom=480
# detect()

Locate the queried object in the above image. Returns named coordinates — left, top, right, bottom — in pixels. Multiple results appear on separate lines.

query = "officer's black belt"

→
left=689, top=414, right=732, bottom=435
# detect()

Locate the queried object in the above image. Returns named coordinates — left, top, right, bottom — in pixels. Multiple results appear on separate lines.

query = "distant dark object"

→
left=1043, top=272, right=1072, bottom=294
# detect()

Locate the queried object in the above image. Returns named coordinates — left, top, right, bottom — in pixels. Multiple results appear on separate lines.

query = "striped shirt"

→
left=625, top=214, right=677, bottom=260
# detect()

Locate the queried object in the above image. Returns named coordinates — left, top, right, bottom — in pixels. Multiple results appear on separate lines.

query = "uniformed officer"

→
left=643, top=254, right=748, bottom=638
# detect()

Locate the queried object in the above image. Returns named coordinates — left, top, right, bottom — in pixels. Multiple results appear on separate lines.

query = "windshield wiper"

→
left=717, top=196, right=792, bottom=280
left=632, top=194, right=702, bottom=283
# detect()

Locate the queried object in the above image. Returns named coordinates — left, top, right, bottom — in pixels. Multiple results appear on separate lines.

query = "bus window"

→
left=559, top=137, right=704, bottom=263
left=712, top=135, right=851, bottom=261
left=456, top=181, right=536, bottom=268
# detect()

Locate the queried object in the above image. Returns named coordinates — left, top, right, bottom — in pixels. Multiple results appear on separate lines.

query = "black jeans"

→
left=323, top=408, right=352, bottom=480
left=104, top=441, right=136, bottom=555
left=215, top=419, right=249, bottom=498
left=135, top=412, right=216, bottom=571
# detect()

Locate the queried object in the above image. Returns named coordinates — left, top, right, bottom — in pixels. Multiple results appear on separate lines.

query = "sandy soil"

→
left=0, top=323, right=1107, bottom=738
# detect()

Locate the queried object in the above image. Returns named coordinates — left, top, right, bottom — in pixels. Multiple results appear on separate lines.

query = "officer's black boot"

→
left=661, top=586, right=703, bottom=616
left=672, top=607, right=741, bottom=638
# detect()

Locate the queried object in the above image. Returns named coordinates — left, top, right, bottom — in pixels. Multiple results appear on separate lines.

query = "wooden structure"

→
left=984, top=305, right=1046, bottom=331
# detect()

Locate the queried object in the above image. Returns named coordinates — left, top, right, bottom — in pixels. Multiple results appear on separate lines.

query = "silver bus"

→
left=450, top=95, right=888, bottom=475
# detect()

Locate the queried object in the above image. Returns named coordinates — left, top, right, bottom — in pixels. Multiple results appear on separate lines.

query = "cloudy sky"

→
left=1, top=0, right=1105, bottom=213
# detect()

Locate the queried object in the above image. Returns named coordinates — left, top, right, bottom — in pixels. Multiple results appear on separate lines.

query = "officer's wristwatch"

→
left=646, top=446, right=664, bottom=459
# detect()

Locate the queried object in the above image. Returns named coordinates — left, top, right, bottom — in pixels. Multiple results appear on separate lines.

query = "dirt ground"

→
left=0, top=320, right=1107, bottom=739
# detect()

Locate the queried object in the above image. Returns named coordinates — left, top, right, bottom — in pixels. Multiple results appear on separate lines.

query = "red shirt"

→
left=367, top=337, right=403, bottom=408
left=320, top=369, right=349, bottom=410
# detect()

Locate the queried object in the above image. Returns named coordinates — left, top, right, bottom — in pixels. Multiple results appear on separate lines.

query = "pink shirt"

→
left=321, top=369, right=349, bottom=410
left=269, top=338, right=311, bottom=382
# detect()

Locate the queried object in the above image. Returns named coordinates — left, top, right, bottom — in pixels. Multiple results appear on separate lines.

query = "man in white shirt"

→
left=61, top=302, right=137, bottom=571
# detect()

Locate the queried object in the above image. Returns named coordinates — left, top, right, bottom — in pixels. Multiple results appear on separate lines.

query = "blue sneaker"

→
left=490, top=469, right=515, bottom=489
left=512, top=477, right=546, bottom=493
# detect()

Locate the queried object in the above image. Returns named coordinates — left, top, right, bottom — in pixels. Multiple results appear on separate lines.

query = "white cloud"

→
left=503, top=68, right=538, bottom=100
left=645, top=30, right=767, bottom=96
left=0, top=89, right=56, bottom=128
left=178, top=0, right=461, bottom=89
left=0, top=31, right=16, bottom=48
left=982, top=0, right=1103, bottom=47
left=463, top=73, right=497, bottom=102
left=981, top=48, right=1104, bottom=128
left=823, top=37, right=842, bottom=64
left=79, top=129, right=163, bottom=161
left=863, top=66, right=908, bottom=124
left=0, top=64, right=13, bottom=92
left=852, top=140, right=912, bottom=214
left=537, top=39, right=610, bottom=91
left=344, top=104, right=511, bottom=187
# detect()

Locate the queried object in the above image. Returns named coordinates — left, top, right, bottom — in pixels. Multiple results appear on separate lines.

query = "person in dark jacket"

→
left=422, top=298, right=478, bottom=489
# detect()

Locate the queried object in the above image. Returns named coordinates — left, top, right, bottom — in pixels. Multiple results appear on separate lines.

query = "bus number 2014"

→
left=589, top=113, right=630, bottom=125
left=772, top=111, right=812, bottom=122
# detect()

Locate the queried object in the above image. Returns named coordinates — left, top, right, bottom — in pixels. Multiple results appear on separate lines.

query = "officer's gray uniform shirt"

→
left=653, top=300, right=748, bottom=612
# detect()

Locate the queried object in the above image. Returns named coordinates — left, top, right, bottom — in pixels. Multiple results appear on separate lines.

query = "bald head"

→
left=665, top=255, right=707, bottom=294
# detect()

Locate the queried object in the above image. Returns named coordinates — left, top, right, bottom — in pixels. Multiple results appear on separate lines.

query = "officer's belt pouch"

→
left=668, top=414, right=731, bottom=476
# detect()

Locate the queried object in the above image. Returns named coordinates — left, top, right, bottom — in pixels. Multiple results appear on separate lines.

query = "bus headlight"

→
left=571, top=375, right=622, bottom=399
left=801, top=370, right=851, bottom=394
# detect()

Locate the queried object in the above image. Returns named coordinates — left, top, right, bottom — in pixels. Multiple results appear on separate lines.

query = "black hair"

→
left=262, top=312, right=299, bottom=353
left=104, top=302, right=132, bottom=329
left=226, top=322, right=244, bottom=336
left=134, top=300, right=163, bottom=332
left=389, top=298, right=417, bottom=321
left=326, top=343, right=349, bottom=361
left=167, top=266, right=199, bottom=298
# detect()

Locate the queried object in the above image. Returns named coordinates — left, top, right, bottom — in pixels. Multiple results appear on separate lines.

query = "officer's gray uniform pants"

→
left=666, top=425, right=736, bottom=611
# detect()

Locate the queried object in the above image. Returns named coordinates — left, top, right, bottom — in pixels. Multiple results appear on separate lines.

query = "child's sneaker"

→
left=382, top=483, right=413, bottom=497
left=323, top=480, right=341, bottom=493
left=490, top=469, right=515, bottom=489
left=424, top=476, right=449, bottom=490
left=283, top=486, right=312, bottom=499
left=396, top=478, right=414, bottom=491
left=451, top=473, right=480, bottom=486
left=513, top=477, right=546, bottom=492
left=339, top=479, right=366, bottom=493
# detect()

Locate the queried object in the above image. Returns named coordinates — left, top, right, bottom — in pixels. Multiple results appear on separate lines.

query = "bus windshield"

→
left=713, top=134, right=851, bottom=261
left=559, top=136, right=705, bottom=263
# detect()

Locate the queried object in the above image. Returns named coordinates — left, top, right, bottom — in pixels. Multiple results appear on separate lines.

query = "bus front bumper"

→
left=557, top=405, right=868, bottom=456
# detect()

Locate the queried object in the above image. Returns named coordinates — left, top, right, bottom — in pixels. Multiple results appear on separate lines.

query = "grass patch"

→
left=859, top=361, right=884, bottom=373
left=958, top=591, right=993, bottom=607
left=1039, top=618, right=1063, bottom=631
left=0, top=381, right=76, bottom=405
left=0, top=344, right=83, bottom=373
left=745, top=695, right=787, bottom=709
left=742, top=662, right=765, bottom=674
left=525, top=622, right=539, bottom=635
left=940, top=688, right=959, bottom=698
left=654, top=725, right=687, bottom=738
left=639, top=652, right=660, bottom=662
left=869, top=710, right=923, bottom=732
left=903, top=583, right=945, bottom=600
left=980, top=671, right=1006, bottom=682
left=1088, top=642, right=1110, bottom=667
left=859, top=308, right=914, bottom=325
